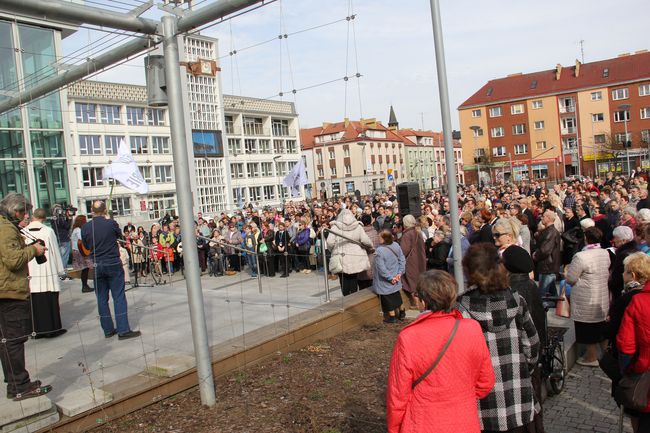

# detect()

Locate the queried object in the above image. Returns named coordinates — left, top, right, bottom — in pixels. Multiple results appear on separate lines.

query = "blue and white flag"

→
left=102, top=139, right=149, bottom=194
left=236, top=187, right=244, bottom=208
left=282, top=158, right=308, bottom=198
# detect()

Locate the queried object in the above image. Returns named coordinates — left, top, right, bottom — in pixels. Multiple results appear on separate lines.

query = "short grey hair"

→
left=613, top=225, right=634, bottom=242
left=0, top=193, right=32, bottom=215
left=623, top=206, right=637, bottom=217
left=638, top=208, right=650, bottom=223
left=403, top=214, right=417, bottom=228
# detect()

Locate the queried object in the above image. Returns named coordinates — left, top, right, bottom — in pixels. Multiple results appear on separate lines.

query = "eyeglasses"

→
left=492, top=232, right=507, bottom=238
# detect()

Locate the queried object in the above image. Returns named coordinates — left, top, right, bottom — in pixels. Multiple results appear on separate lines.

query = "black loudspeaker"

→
left=397, top=182, right=421, bottom=218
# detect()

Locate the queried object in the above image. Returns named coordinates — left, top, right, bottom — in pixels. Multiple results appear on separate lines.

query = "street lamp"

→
left=469, top=125, right=483, bottom=187
left=590, top=113, right=598, bottom=179
left=619, top=104, right=632, bottom=175
left=356, top=133, right=369, bottom=196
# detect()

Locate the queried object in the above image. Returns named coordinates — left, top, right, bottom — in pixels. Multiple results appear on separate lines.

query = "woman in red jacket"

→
left=616, top=276, right=650, bottom=433
left=387, top=270, right=495, bottom=433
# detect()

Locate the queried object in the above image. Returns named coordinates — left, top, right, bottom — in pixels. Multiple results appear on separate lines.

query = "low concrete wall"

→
left=39, top=290, right=381, bottom=432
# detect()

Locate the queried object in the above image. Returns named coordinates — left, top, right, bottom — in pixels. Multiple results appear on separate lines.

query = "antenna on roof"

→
left=579, top=39, right=585, bottom=63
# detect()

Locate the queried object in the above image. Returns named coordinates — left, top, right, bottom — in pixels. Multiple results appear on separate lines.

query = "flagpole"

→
left=107, top=181, right=115, bottom=215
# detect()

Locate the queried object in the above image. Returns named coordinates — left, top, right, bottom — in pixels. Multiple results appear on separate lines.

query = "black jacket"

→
left=425, top=238, right=450, bottom=271
left=608, top=241, right=638, bottom=301
left=509, top=273, right=547, bottom=347
left=534, top=225, right=561, bottom=274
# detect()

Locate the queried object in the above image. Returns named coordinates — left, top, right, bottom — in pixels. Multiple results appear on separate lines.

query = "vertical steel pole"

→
left=428, top=0, right=464, bottom=289
left=256, top=252, right=262, bottom=293
left=162, top=15, right=216, bottom=406
left=624, top=117, right=631, bottom=176
left=321, top=229, right=331, bottom=303
left=591, top=117, right=598, bottom=179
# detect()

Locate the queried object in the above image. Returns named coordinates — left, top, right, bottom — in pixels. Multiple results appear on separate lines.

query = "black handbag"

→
left=599, top=349, right=622, bottom=383
left=615, top=370, right=650, bottom=411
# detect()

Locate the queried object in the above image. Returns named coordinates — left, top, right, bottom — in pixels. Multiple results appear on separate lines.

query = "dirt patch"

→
left=91, top=323, right=404, bottom=433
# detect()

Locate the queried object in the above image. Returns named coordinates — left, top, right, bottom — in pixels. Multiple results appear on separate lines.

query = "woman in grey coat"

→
left=373, top=231, right=406, bottom=323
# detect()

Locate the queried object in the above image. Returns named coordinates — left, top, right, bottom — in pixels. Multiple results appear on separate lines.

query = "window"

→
left=243, top=117, right=264, bottom=135
left=534, top=121, right=545, bottom=130
left=511, top=104, right=524, bottom=115
left=536, top=141, right=547, bottom=150
left=563, top=137, right=577, bottom=150
left=591, top=91, right=602, bottom=101
left=230, top=163, right=244, bottom=178
left=244, top=138, right=257, bottom=154
left=642, top=130, right=650, bottom=143
left=532, top=100, right=543, bottom=109
left=148, top=193, right=176, bottom=220
left=261, top=162, right=273, bottom=177
left=130, top=136, right=149, bottom=154
left=592, top=113, right=604, bottom=122
left=99, top=105, right=120, bottom=124
left=75, top=103, right=96, bottom=123
left=249, top=186, right=261, bottom=202
left=512, top=123, right=526, bottom=135
left=147, top=108, right=165, bottom=126
left=263, top=185, right=275, bottom=201
left=246, top=162, right=259, bottom=177
left=640, top=107, right=650, bottom=119
left=271, top=119, right=290, bottom=136
left=126, top=106, right=145, bottom=125
left=471, top=109, right=481, bottom=118
left=105, top=135, right=123, bottom=155
left=514, top=144, right=528, bottom=155
left=532, top=164, right=548, bottom=179
left=286, top=140, right=297, bottom=153
left=228, top=138, right=242, bottom=155
left=110, top=197, right=131, bottom=216
left=331, top=166, right=337, bottom=176
left=316, top=152, right=323, bottom=164
left=318, top=167, right=324, bottom=177
left=81, top=167, right=104, bottom=187
left=489, top=106, right=502, bottom=117
left=615, top=133, right=632, bottom=145
left=273, top=139, right=285, bottom=153
left=492, top=146, right=506, bottom=157
left=594, top=134, right=606, bottom=144
left=152, top=136, right=170, bottom=154
left=79, top=135, right=101, bottom=155
left=139, top=166, right=151, bottom=183
left=513, top=165, right=529, bottom=181
left=472, top=128, right=483, bottom=137
left=345, top=181, right=355, bottom=192
left=559, top=97, right=575, bottom=113
left=612, top=88, right=629, bottom=100
left=344, top=164, right=351, bottom=175
left=259, top=139, right=271, bottom=154
left=344, top=148, right=350, bottom=157
left=154, top=165, right=173, bottom=183
left=329, top=150, right=335, bottom=159
left=614, top=110, right=630, bottom=122
left=225, top=115, right=235, bottom=134
left=491, top=126, right=504, bottom=138
left=561, top=117, right=577, bottom=134
left=640, top=84, right=650, bottom=97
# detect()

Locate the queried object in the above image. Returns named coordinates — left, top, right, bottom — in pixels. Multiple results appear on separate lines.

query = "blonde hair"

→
left=624, top=252, right=650, bottom=283
left=492, top=217, right=521, bottom=239
left=403, top=214, right=417, bottom=228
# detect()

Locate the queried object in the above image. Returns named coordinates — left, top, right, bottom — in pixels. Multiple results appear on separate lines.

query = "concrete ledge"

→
left=0, top=395, right=53, bottom=427
left=2, top=409, right=59, bottom=433
left=55, top=387, right=112, bottom=417
left=144, top=355, right=196, bottom=378
left=39, top=290, right=381, bottom=432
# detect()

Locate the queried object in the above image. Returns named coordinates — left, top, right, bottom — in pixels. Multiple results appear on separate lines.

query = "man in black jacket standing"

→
left=533, top=210, right=561, bottom=297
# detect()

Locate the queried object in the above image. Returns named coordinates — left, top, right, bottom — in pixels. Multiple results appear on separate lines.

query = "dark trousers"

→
left=260, top=253, right=275, bottom=277
left=228, top=253, right=241, bottom=271
left=0, top=299, right=32, bottom=394
left=340, top=272, right=360, bottom=296
left=275, top=252, right=289, bottom=276
left=197, top=249, right=207, bottom=272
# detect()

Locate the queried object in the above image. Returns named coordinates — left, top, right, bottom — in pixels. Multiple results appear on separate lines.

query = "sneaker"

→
left=13, top=382, right=52, bottom=401
left=105, top=330, right=117, bottom=338
left=7, top=380, right=41, bottom=399
left=398, top=309, right=406, bottom=320
left=303, top=269, right=312, bottom=274
left=82, top=285, right=94, bottom=293
left=118, top=330, right=141, bottom=340
left=576, top=358, right=599, bottom=367
left=383, top=316, right=398, bottom=324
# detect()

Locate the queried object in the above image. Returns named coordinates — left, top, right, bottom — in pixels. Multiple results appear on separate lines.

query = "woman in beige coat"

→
left=565, top=226, right=611, bottom=366
left=326, top=209, right=373, bottom=296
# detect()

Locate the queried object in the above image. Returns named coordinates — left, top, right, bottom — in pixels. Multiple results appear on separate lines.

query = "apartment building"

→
left=459, top=50, right=650, bottom=184
left=223, top=95, right=303, bottom=207
left=301, top=119, right=406, bottom=198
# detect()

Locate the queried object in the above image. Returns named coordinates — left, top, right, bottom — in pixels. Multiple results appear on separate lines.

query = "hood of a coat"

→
left=334, top=210, right=361, bottom=232
left=459, top=287, right=519, bottom=334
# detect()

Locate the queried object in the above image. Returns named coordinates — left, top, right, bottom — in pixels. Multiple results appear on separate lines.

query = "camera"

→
left=33, top=239, right=47, bottom=265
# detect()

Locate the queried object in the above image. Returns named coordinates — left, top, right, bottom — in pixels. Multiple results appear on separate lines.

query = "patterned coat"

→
left=458, top=287, right=540, bottom=432
left=399, top=227, right=426, bottom=293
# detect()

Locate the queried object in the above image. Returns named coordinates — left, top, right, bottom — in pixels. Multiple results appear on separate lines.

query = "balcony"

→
left=243, top=126, right=269, bottom=136
left=271, top=127, right=297, bottom=137
left=561, top=127, right=577, bottom=135
left=559, top=105, right=576, bottom=114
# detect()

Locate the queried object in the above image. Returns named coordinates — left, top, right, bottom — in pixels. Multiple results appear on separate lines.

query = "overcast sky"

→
left=65, top=0, right=647, bottom=131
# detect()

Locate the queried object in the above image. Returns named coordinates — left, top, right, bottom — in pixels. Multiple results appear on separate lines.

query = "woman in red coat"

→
left=387, top=270, right=495, bottom=433
left=617, top=278, right=650, bottom=433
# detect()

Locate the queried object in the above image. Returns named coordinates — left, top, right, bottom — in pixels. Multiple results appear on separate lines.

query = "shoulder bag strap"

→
left=412, top=318, right=460, bottom=390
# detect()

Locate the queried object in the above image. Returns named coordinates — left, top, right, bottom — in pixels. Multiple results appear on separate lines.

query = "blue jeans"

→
left=94, top=262, right=131, bottom=335
left=59, top=241, right=71, bottom=268
left=247, top=252, right=258, bottom=276
left=538, top=273, right=557, bottom=298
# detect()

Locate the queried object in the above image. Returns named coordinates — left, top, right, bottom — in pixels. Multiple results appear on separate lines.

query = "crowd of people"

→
left=1, top=166, right=649, bottom=433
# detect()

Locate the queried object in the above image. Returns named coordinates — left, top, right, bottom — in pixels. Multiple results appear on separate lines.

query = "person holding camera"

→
left=51, top=205, right=74, bottom=269
left=25, top=208, right=66, bottom=339
left=81, top=200, right=140, bottom=340
left=0, top=193, right=51, bottom=400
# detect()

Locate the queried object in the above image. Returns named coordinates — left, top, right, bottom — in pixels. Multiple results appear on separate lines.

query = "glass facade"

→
left=0, top=19, right=69, bottom=213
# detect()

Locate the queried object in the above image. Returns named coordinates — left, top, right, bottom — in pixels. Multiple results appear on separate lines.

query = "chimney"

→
left=555, top=63, right=562, bottom=80
left=322, top=122, right=330, bottom=128
left=574, top=59, right=581, bottom=77
left=344, top=117, right=350, bottom=127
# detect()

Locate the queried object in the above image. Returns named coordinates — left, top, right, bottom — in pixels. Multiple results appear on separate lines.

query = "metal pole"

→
left=0, top=36, right=155, bottom=115
left=428, top=0, right=464, bottom=289
left=162, top=15, right=215, bottom=406
left=321, top=229, right=331, bottom=303
left=576, top=121, right=582, bottom=177
left=623, top=116, right=631, bottom=176
left=508, top=152, right=513, bottom=181
left=256, top=252, right=262, bottom=293
left=591, top=117, right=598, bottom=179
left=178, top=0, right=263, bottom=32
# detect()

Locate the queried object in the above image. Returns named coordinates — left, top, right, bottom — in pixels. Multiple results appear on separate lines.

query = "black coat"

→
left=534, top=225, right=561, bottom=275
left=425, top=238, right=450, bottom=271
left=509, top=273, right=547, bottom=347
left=608, top=241, right=638, bottom=301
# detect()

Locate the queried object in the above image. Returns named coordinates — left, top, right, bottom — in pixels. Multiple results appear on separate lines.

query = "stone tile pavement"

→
left=544, top=364, right=632, bottom=433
